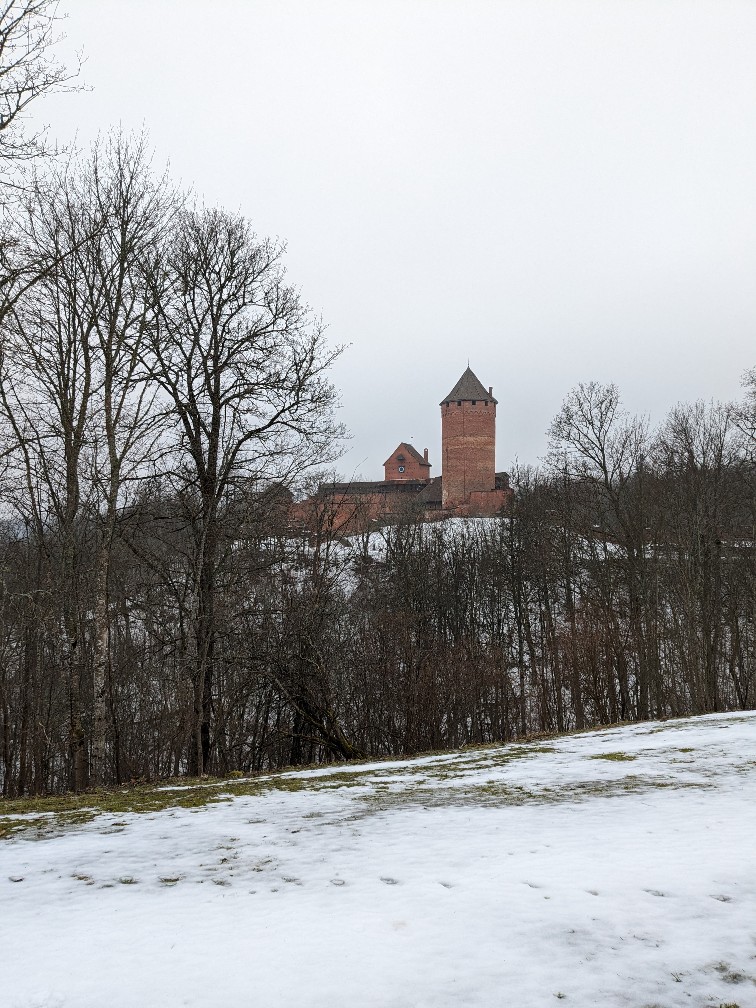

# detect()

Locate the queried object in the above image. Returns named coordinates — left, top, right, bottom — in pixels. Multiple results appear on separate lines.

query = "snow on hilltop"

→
left=3, top=713, right=756, bottom=1008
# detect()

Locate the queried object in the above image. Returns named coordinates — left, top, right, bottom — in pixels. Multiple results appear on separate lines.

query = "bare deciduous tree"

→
left=0, top=133, right=172, bottom=788
left=147, top=208, right=344, bottom=775
left=0, top=0, right=82, bottom=181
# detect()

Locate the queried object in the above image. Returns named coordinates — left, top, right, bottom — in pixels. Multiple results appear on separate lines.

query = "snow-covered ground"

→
left=3, top=713, right=756, bottom=1008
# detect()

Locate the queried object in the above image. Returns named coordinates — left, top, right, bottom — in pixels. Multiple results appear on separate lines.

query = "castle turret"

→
left=440, top=366, right=497, bottom=510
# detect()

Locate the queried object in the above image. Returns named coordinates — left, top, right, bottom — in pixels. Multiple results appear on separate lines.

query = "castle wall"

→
left=291, top=493, right=386, bottom=535
left=441, top=399, right=496, bottom=509
left=292, top=482, right=430, bottom=536
left=461, top=488, right=512, bottom=516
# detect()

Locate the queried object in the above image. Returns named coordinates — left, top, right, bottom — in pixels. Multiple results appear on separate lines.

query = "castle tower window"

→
left=472, top=400, right=476, bottom=405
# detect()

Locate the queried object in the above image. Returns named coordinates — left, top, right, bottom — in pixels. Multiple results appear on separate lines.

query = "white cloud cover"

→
left=30, top=0, right=756, bottom=474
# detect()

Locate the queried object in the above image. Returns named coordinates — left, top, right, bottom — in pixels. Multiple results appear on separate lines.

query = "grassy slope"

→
left=2, top=714, right=749, bottom=841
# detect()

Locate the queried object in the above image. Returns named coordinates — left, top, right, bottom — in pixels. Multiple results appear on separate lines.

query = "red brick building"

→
left=296, top=366, right=512, bottom=532
left=384, top=442, right=431, bottom=482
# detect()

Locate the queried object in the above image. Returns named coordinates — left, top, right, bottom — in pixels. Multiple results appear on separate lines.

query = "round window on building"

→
left=398, top=466, right=405, bottom=473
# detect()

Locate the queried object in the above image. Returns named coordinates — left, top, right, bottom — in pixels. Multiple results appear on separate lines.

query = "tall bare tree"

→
left=0, top=133, right=172, bottom=788
left=147, top=208, right=344, bottom=775
left=71, top=135, right=175, bottom=785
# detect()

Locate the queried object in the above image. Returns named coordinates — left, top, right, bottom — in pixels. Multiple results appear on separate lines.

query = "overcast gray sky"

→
left=36, top=0, right=756, bottom=477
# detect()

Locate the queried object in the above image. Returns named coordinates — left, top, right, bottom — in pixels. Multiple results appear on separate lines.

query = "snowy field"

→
left=2, top=713, right=756, bottom=1008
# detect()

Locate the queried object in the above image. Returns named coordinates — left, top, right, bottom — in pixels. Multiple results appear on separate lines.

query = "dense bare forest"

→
left=0, top=131, right=753, bottom=794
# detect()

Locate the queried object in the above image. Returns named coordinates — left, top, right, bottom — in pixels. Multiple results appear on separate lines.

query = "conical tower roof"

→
left=440, top=366, right=497, bottom=405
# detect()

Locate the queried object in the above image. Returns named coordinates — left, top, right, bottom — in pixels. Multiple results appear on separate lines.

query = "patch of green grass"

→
left=0, top=782, right=239, bottom=839
left=3, top=756, right=710, bottom=838
left=3, top=719, right=726, bottom=840
left=3, top=736, right=567, bottom=839
left=0, top=817, right=36, bottom=839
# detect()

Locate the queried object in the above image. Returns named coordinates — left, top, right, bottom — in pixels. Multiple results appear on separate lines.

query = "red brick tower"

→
left=440, top=366, right=497, bottom=510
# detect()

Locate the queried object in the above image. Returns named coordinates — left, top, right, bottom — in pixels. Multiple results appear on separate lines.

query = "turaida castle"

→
left=296, top=366, right=513, bottom=532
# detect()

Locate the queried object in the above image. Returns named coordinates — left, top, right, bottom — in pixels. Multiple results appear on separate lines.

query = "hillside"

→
left=2, top=713, right=755, bottom=1008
